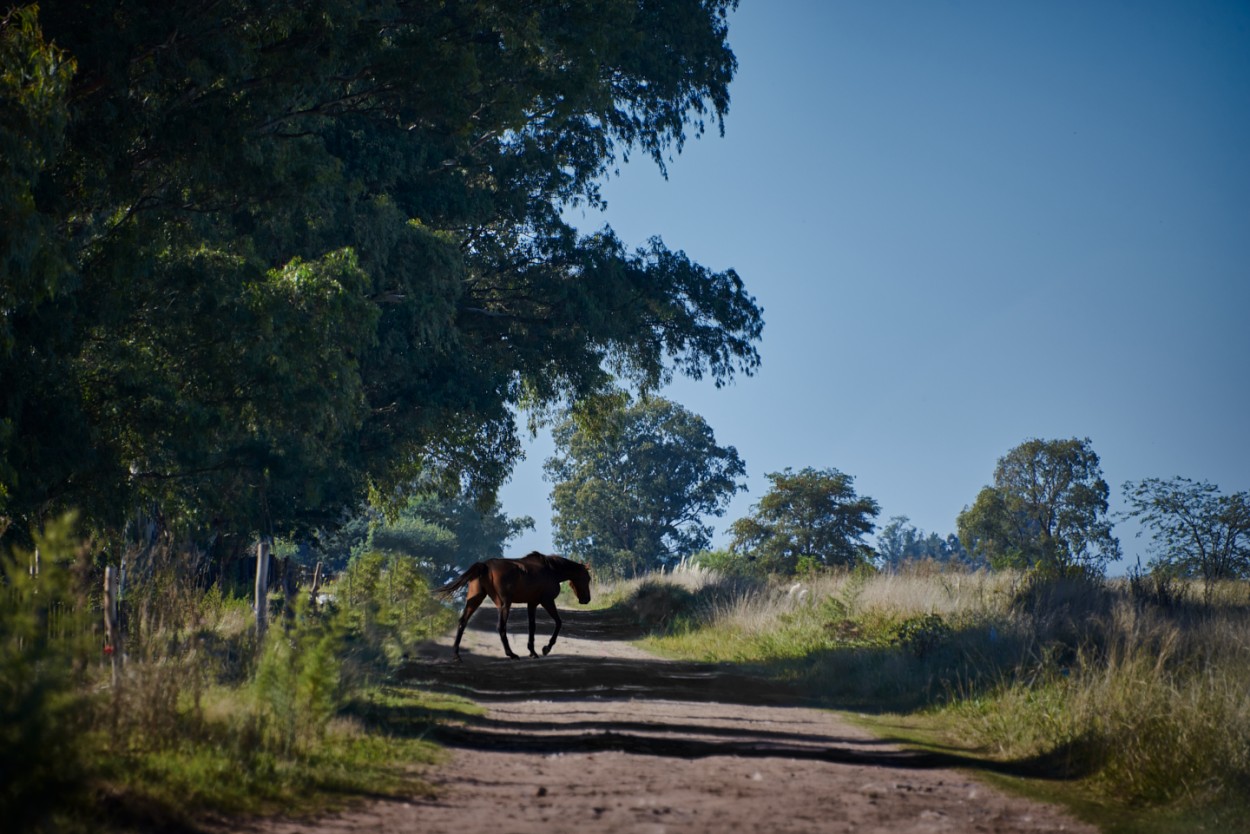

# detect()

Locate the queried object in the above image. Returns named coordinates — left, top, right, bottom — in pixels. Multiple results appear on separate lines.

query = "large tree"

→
left=1122, top=477, right=1250, bottom=585
left=0, top=2, right=761, bottom=549
left=729, top=467, right=880, bottom=573
left=545, top=397, right=746, bottom=576
left=957, top=437, right=1121, bottom=576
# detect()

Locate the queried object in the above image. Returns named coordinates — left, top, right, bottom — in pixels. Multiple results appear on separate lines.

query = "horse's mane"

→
left=522, top=551, right=585, bottom=573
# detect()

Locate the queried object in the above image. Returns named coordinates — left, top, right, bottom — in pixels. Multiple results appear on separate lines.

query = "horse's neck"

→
left=547, top=557, right=576, bottom=580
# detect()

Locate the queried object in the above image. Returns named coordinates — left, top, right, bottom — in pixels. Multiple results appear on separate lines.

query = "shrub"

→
left=253, top=597, right=348, bottom=757
left=337, top=550, right=452, bottom=669
left=626, top=580, right=698, bottom=630
left=0, top=516, right=96, bottom=832
left=894, top=613, right=952, bottom=658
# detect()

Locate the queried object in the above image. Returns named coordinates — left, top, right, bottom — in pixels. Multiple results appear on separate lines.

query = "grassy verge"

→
left=91, top=685, right=476, bottom=831
left=615, top=563, right=1250, bottom=833
left=2, top=519, right=468, bottom=833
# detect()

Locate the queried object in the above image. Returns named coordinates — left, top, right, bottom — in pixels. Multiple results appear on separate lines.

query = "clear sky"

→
left=499, top=0, right=1250, bottom=572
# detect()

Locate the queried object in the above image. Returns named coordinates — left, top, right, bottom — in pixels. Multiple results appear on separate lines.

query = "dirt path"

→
left=230, top=605, right=1096, bottom=834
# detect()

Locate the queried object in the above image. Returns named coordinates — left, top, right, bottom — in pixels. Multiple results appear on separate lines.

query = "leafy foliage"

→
left=0, top=516, right=94, bottom=832
left=893, top=613, right=952, bottom=658
left=338, top=548, right=452, bottom=666
left=1122, top=476, right=1250, bottom=583
left=728, top=467, right=880, bottom=573
left=547, top=396, right=745, bottom=575
left=253, top=596, right=348, bottom=757
left=0, top=1, right=760, bottom=548
left=957, top=438, right=1120, bottom=576
left=875, top=515, right=978, bottom=570
left=311, top=493, right=532, bottom=575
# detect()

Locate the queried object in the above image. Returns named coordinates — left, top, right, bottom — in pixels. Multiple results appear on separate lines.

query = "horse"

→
left=435, top=552, right=592, bottom=661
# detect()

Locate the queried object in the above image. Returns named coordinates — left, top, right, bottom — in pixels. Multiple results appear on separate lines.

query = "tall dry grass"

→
left=620, top=561, right=1250, bottom=817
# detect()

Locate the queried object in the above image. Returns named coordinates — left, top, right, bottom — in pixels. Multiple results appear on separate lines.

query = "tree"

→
left=315, top=494, right=533, bottom=574
left=729, top=467, right=879, bottom=574
left=0, top=2, right=761, bottom=550
left=1122, top=477, right=1250, bottom=585
left=957, top=437, right=1120, bottom=575
left=545, top=397, right=745, bottom=576
left=876, top=516, right=977, bottom=571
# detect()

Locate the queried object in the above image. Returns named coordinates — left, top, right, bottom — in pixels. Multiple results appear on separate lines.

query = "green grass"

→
left=83, top=684, right=476, bottom=832
left=848, top=710, right=1245, bottom=834
left=3, top=523, right=468, bottom=833
left=617, top=564, right=1250, bottom=832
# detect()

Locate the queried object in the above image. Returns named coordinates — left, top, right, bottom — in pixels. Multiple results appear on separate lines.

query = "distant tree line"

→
left=544, top=408, right=1249, bottom=582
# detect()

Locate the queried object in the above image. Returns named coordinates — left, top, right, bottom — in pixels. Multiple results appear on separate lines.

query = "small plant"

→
left=1126, top=561, right=1188, bottom=609
left=253, top=596, right=348, bottom=757
left=893, top=613, right=952, bottom=658
left=0, top=516, right=96, bottom=832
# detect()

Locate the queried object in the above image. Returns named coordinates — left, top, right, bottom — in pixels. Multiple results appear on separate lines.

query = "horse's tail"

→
left=435, top=562, right=487, bottom=599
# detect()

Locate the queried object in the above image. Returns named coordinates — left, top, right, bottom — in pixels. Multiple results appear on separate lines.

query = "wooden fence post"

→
left=254, top=540, right=270, bottom=639
left=103, top=566, right=122, bottom=688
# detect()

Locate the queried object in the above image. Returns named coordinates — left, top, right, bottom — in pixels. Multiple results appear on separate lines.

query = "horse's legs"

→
left=540, top=599, right=562, bottom=656
left=452, top=591, right=487, bottom=661
left=526, top=602, right=540, bottom=657
left=497, top=601, right=520, bottom=659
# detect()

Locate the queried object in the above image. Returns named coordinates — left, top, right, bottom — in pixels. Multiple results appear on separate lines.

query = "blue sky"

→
left=499, top=1, right=1250, bottom=571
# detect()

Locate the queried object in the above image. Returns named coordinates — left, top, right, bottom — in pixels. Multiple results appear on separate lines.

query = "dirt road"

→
left=232, top=604, right=1096, bottom=834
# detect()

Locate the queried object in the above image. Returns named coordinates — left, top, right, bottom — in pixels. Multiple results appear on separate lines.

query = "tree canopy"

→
left=957, top=437, right=1120, bottom=576
left=1123, top=477, right=1250, bottom=583
left=729, top=467, right=879, bottom=574
left=545, top=396, right=745, bottom=576
left=0, top=1, right=760, bottom=549
left=348, top=493, right=533, bottom=577
left=876, top=515, right=977, bottom=571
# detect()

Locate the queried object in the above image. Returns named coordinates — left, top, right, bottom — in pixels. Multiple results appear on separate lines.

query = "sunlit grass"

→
left=618, top=562, right=1250, bottom=828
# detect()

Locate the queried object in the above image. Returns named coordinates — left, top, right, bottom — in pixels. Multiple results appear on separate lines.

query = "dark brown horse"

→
left=435, top=552, right=592, bottom=660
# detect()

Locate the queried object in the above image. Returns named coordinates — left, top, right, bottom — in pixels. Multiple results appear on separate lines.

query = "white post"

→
left=103, top=566, right=121, bottom=688
left=254, top=540, right=271, bottom=639
left=309, top=561, right=323, bottom=607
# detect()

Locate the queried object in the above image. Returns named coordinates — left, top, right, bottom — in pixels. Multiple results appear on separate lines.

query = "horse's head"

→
left=570, top=562, right=592, bottom=605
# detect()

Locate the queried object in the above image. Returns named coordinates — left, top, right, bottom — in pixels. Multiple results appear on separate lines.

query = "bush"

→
left=893, top=613, right=951, bottom=658
left=1127, top=562, right=1189, bottom=609
left=693, top=549, right=764, bottom=578
left=626, top=580, right=698, bottom=630
left=337, top=550, right=453, bottom=669
left=254, top=596, right=349, bottom=757
left=0, top=517, right=96, bottom=832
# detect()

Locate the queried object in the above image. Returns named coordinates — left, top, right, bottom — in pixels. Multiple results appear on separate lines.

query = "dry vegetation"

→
left=606, top=561, right=1250, bottom=831
left=1, top=517, right=465, bottom=834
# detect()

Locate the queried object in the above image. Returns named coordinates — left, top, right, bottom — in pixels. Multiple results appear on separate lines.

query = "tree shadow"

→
left=388, top=606, right=1098, bottom=783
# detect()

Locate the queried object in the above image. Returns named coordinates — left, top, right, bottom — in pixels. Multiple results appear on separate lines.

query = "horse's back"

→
left=483, top=554, right=563, bottom=603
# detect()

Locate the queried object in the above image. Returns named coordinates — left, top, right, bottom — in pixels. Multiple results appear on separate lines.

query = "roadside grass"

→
left=2, top=519, right=465, bottom=833
left=618, top=562, right=1250, bottom=832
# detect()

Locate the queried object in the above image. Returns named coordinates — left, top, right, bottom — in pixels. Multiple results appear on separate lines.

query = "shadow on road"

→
left=398, top=606, right=796, bottom=704
left=387, top=605, right=1094, bottom=783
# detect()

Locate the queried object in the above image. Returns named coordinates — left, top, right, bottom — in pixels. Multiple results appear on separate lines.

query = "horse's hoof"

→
left=542, top=645, right=552, bottom=656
